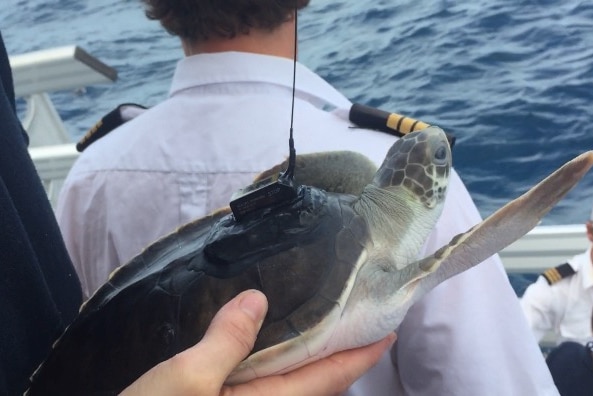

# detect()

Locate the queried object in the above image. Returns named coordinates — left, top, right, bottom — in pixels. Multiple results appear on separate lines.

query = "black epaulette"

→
left=76, top=103, right=147, bottom=152
left=541, top=263, right=576, bottom=285
left=348, top=103, right=456, bottom=148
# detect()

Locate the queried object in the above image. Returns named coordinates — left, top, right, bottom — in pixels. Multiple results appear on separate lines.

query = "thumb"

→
left=196, top=289, right=268, bottom=381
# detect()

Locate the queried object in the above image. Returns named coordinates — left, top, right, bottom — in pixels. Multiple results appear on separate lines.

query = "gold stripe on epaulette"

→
left=541, top=262, right=576, bottom=285
left=543, top=268, right=561, bottom=284
left=78, top=119, right=103, bottom=147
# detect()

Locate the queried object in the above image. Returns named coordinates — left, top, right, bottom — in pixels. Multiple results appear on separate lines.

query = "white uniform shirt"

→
left=56, top=52, right=558, bottom=395
left=521, top=249, right=593, bottom=345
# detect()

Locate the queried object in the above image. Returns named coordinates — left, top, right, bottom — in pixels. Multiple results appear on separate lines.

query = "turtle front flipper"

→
left=412, top=150, right=593, bottom=298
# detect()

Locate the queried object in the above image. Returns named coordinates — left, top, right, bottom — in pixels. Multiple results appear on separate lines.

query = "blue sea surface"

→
left=2, top=1, right=593, bottom=292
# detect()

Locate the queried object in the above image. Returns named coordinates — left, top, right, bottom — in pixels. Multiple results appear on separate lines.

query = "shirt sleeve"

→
left=520, top=276, right=560, bottom=341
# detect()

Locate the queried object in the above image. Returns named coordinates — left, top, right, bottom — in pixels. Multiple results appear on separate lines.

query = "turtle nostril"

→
left=435, top=146, right=447, bottom=161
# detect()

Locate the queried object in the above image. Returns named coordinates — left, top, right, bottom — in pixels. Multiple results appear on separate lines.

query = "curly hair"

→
left=141, top=0, right=310, bottom=41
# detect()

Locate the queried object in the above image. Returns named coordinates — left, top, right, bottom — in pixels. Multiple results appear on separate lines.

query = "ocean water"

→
left=2, top=1, right=593, bottom=292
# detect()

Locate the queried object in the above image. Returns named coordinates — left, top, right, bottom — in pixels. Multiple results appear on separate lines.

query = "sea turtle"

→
left=27, top=127, right=593, bottom=394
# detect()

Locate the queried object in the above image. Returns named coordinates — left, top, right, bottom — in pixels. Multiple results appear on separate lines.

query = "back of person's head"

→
left=141, top=0, right=310, bottom=42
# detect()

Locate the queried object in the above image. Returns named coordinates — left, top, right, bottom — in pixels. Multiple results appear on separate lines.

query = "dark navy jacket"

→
left=0, top=31, right=82, bottom=395
left=547, top=341, right=593, bottom=396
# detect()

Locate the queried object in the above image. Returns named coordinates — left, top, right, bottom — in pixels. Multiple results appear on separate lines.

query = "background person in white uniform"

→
left=56, top=1, right=559, bottom=394
left=521, top=211, right=593, bottom=346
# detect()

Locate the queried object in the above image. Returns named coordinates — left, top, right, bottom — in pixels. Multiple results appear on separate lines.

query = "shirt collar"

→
left=169, top=51, right=352, bottom=110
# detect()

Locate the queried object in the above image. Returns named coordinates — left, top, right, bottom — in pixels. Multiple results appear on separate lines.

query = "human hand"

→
left=120, top=289, right=395, bottom=396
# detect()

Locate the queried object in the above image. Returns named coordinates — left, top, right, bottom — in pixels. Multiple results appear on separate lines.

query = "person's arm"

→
left=520, top=276, right=558, bottom=341
left=121, top=290, right=395, bottom=396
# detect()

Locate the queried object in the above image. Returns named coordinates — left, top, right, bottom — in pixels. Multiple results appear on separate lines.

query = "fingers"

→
left=224, top=333, right=396, bottom=396
left=120, top=289, right=268, bottom=396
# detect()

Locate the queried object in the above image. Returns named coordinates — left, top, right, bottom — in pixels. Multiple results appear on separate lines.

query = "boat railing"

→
left=500, top=224, right=587, bottom=273
left=10, top=45, right=117, bottom=206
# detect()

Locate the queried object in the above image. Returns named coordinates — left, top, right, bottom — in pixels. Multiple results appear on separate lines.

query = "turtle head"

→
left=372, top=126, right=451, bottom=209
left=354, top=126, right=451, bottom=250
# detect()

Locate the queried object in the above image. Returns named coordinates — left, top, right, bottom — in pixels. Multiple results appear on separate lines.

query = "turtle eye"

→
left=434, top=146, right=448, bottom=161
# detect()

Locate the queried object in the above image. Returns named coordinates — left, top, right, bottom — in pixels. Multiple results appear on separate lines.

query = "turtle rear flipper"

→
left=414, top=151, right=593, bottom=295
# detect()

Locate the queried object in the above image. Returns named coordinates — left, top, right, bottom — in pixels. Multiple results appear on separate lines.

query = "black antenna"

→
left=281, top=4, right=298, bottom=181
left=228, top=4, right=300, bottom=221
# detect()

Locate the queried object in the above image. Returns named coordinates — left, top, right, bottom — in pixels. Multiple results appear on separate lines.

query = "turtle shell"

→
left=27, top=185, right=371, bottom=394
